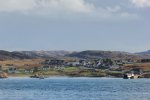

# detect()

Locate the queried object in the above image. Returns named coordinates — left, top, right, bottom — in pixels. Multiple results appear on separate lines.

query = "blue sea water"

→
left=0, top=77, right=150, bottom=100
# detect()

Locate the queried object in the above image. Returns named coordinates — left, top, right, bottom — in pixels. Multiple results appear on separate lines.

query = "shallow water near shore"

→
left=0, top=77, right=150, bottom=100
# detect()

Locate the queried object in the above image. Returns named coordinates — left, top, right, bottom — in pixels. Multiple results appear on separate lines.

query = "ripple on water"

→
left=0, top=77, right=150, bottom=100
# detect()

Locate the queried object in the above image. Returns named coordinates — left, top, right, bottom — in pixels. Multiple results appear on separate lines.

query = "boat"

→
left=30, top=74, right=45, bottom=79
left=123, top=73, right=140, bottom=79
left=39, top=76, right=45, bottom=79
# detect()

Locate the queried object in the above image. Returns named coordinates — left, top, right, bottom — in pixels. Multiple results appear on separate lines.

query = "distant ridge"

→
left=16, top=50, right=71, bottom=58
left=0, top=50, right=31, bottom=60
left=136, top=50, right=150, bottom=55
left=135, top=50, right=150, bottom=59
left=0, top=50, right=71, bottom=60
left=65, top=50, right=141, bottom=60
left=1, top=50, right=150, bottom=60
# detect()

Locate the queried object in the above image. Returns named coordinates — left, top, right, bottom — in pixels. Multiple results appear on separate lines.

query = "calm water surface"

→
left=0, top=77, right=150, bottom=100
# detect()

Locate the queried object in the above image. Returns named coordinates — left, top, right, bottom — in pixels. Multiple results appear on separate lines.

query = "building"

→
left=42, top=66, right=50, bottom=71
left=24, top=68, right=34, bottom=73
left=8, top=67, right=17, bottom=74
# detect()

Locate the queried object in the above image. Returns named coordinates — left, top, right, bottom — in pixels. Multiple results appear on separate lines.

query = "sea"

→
left=0, top=77, right=150, bottom=100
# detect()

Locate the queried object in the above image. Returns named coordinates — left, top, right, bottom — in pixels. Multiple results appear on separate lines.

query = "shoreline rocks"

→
left=0, top=72, right=8, bottom=78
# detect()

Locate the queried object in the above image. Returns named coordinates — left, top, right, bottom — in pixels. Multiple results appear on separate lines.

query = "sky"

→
left=0, top=0, right=150, bottom=52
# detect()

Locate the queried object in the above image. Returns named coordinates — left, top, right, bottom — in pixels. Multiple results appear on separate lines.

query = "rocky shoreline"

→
left=0, top=72, right=8, bottom=78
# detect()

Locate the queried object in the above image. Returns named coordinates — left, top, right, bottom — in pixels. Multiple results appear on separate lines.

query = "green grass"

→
left=39, top=70, right=62, bottom=76
left=63, top=67, right=80, bottom=72
left=6, top=67, right=124, bottom=77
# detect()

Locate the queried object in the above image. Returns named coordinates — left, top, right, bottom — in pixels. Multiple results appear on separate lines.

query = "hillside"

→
left=0, top=50, right=31, bottom=60
left=66, top=50, right=141, bottom=60
left=1, top=50, right=150, bottom=60
left=135, top=50, right=150, bottom=59
left=0, top=50, right=71, bottom=60
left=137, top=50, right=150, bottom=55
left=16, top=50, right=71, bottom=58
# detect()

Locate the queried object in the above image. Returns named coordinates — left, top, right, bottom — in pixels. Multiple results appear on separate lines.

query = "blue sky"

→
left=0, top=0, right=149, bottom=52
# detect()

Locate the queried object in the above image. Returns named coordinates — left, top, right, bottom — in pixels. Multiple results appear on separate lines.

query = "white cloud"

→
left=0, top=0, right=36, bottom=12
left=130, top=0, right=150, bottom=7
left=0, top=0, right=94, bottom=13
left=0, top=0, right=138, bottom=20
left=106, top=6, right=121, bottom=13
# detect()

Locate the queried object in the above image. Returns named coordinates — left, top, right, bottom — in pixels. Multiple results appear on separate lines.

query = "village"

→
left=0, top=58, right=149, bottom=79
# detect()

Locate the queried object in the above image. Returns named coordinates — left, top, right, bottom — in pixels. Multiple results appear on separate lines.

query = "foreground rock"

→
left=0, top=72, right=8, bottom=78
